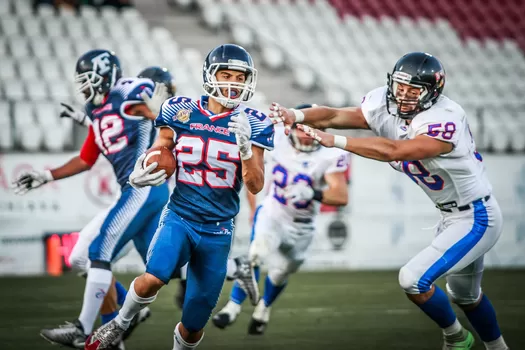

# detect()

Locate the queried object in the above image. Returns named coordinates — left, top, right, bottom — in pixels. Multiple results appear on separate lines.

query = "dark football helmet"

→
left=289, top=103, right=321, bottom=152
left=75, top=49, right=122, bottom=105
left=386, top=52, right=445, bottom=119
left=202, top=44, right=257, bottom=109
left=137, top=66, right=177, bottom=97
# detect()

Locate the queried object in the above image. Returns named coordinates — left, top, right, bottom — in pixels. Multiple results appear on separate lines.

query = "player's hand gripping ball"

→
left=143, top=146, right=177, bottom=178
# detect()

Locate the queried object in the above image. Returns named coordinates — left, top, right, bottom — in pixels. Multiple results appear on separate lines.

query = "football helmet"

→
left=202, top=44, right=257, bottom=109
left=386, top=52, right=445, bottom=119
left=137, top=66, right=177, bottom=97
left=75, top=49, right=122, bottom=105
left=289, top=103, right=321, bottom=152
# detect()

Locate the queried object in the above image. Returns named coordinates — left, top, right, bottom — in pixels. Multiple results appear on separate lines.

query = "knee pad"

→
left=268, top=268, right=290, bottom=286
left=68, top=252, right=90, bottom=271
left=398, top=265, right=426, bottom=294
left=446, top=282, right=482, bottom=306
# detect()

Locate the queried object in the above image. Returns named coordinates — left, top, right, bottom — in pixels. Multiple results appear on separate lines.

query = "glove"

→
left=128, top=153, right=167, bottom=189
left=140, top=83, right=169, bottom=117
left=228, top=111, right=252, bottom=160
left=12, top=170, right=54, bottom=195
left=60, top=103, right=90, bottom=127
left=284, top=182, right=314, bottom=204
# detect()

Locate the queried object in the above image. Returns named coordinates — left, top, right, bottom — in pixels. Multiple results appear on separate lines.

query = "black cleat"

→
left=40, top=319, right=87, bottom=348
left=247, top=318, right=267, bottom=335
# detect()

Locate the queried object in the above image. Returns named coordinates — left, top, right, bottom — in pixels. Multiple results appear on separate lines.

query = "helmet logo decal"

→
left=91, top=52, right=112, bottom=75
left=392, top=71, right=412, bottom=84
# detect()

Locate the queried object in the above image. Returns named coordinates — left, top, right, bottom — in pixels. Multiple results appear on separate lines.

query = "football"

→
left=143, top=146, right=177, bottom=179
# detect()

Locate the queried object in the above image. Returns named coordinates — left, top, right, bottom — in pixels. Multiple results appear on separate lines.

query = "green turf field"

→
left=0, top=270, right=523, bottom=350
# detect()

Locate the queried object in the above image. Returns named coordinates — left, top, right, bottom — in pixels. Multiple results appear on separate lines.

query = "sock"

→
left=443, top=319, right=463, bottom=336
left=173, top=322, right=202, bottom=350
left=115, top=280, right=128, bottom=306
left=101, top=310, right=119, bottom=325
left=484, top=336, right=508, bottom=350
left=230, top=266, right=259, bottom=305
left=115, top=279, right=157, bottom=330
left=416, top=286, right=457, bottom=329
left=463, top=294, right=503, bottom=343
left=262, top=275, right=287, bottom=307
left=78, top=267, right=113, bottom=335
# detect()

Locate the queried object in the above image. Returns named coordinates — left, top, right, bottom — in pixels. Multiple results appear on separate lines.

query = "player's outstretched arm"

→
left=299, top=125, right=453, bottom=162
left=269, top=103, right=369, bottom=133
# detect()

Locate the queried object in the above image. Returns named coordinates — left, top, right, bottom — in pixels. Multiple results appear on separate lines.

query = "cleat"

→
left=122, top=307, right=151, bottom=341
left=212, top=301, right=241, bottom=329
left=248, top=299, right=270, bottom=335
left=233, top=256, right=259, bottom=306
left=85, top=320, right=125, bottom=350
left=40, top=319, right=87, bottom=349
left=442, top=329, right=475, bottom=350
left=174, top=280, right=187, bottom=309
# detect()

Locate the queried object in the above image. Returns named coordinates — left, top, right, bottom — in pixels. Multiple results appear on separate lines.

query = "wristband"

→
left=290, top=108, right=305, bottom=123
left=333, top=135, right=347, bottom=149
left=44, top=169, right=54, bottom=181
left=313, top=189, right=323, bottom=202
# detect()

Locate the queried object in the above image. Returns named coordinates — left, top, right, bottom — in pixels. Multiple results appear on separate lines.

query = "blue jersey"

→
left=155, top=95, right=274, bottom=223
left=84, top=77, right=156, bottom=189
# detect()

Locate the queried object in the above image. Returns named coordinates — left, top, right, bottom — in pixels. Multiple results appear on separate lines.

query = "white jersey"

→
left=261, top=126, right=348, bottom=221
left=361, top=86, right=492, bottom=208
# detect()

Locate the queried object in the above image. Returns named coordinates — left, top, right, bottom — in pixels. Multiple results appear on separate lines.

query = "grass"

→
left=0, top=270, right=523, bottom=350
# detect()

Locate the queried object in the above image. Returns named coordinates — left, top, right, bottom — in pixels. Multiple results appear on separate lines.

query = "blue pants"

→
left=89, top=184, right=169, bottom=263
left=146, top=208, right=234, bottom=332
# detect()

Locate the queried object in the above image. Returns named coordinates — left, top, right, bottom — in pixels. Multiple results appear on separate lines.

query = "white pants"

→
left=68, top=207, right=135, bottom=271
left=399, top=196, right=503, bottom=304
left=249, top=205, right=315, bottom=284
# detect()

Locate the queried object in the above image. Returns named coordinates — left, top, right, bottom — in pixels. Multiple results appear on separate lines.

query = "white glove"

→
left=11, top=170, right=54, bottom=195
left=60, top=102, right=90, bottom=127
left=228, top=112, right=252, bottom=160
left=128, top=153, right=167, bottom=189
left=284, top=182, right=314, bottom=204
left=140, top=83, right=169, bottom=117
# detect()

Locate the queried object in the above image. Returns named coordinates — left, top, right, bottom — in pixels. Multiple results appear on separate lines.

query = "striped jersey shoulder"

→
left=112, top=77, right=154, bottom=101
left=241, top=105, right=275, bottom=150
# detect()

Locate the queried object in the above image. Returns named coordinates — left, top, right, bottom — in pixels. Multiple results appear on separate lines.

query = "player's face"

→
left=394, top=82, right=422, bottom=113
left=294, top=128, right=315, bottom=147
left=215, top=70, right=246, bottom=99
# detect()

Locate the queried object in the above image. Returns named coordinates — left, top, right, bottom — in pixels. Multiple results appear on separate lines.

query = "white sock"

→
left=173, top=322, right=203, bottom=350
left=226, top=258, right=237, bottom=279
left=78, top=267, right=113, bottom=335
left=224, top=300, right=242, bottom=314
left=442, top=319, right=463, bottom=336
left=115, top=279, right=157, bottom=329
left=485, top=336, right=508, bottom=350
left=180, top=264, right=188, bottom=280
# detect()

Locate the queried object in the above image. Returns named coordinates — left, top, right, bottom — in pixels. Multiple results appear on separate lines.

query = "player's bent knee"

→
left=268, top=268, right=289, bottom=286
left=398, top=265, right=426, bottom=294
left=69, top=253, right=89, bottom=271
left=445, top=282, right=482, bottom=306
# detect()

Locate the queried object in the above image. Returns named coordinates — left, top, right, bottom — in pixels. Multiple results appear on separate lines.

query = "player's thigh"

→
left=446, top=255, right=484, bottom=305
left=250, top=206, right=281, bottom=261
left=145, top=208, right=192, bottom=284
left=400, top=201, right=500, bottom=294
left=69, top=208, right=110, bottom=270
left=182, top=230, right=232, bottom=331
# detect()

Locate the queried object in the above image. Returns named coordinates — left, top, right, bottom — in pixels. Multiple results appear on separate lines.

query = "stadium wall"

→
left=0, top=153, right=524, bottom=276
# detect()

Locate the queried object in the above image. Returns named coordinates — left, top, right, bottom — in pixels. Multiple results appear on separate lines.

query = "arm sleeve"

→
left=79, top=126, right=100, bottom=166
left=120, top=81, right=155, bottom=120
left=246, top=109, right=275, bottom=150
left=360, top=86, right=388, bottom=134
left=410, top=112, right=461, bottom=147
left=325, top=151, right=349, bottom=174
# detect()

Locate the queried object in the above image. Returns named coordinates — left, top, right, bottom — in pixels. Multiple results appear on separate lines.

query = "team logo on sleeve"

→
left=175, top=109, right=191, bottom=123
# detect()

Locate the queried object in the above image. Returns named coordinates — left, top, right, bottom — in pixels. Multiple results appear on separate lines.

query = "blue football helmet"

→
left=75, top=49, right=122, bottom=105
left=202, top=44, right=257, bottom=109
left=137, top=66, right=177, bottom=97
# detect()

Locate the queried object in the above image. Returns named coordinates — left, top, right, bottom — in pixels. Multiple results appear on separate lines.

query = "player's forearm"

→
left=50, top=156, right=92, bottom=180
left=301, top=106, right=368, bottom=130
left=321, top=187, right=348, bottom=206
left=337, top=136, right=399, bottom=162
left=152, top=128, right=176, bottom=150
left=241, top=158, right=264, bottom=194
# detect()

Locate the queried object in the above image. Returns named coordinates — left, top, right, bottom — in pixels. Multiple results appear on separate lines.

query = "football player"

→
left=85, top=44, right=274, bottom=350
left=270, top=52, right=509, bottom=350
left=12, top=50, right=170, bottom=349
left=212, top=104, right=349, bottom=334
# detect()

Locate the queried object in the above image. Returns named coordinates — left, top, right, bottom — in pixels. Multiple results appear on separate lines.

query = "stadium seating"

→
left=199, top=0, right=525, bottom=153
left=0, top=0, right=264, bottom=152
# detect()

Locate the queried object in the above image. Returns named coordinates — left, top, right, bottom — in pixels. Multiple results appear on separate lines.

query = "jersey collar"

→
left=198, top=96, right=239, bottom=122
